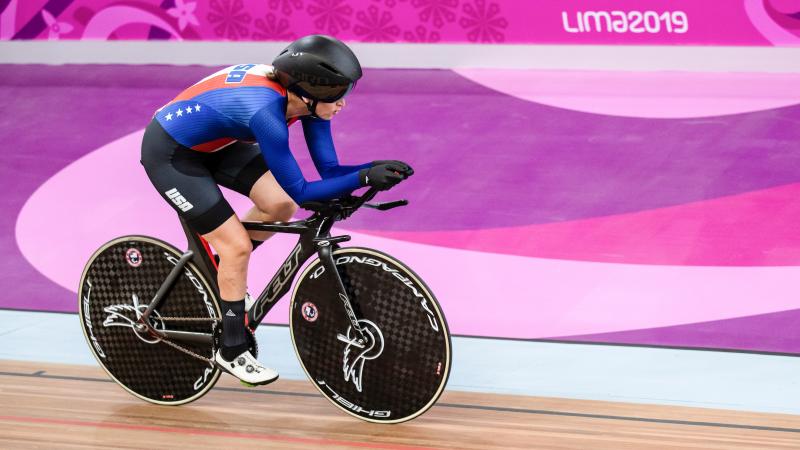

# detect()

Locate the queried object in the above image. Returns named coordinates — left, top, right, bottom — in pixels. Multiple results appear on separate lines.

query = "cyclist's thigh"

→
left=210, top=142, right=295, bottom=211
left=140, top=119, right=235, bottom=235
left=248, top=171, right=296, bottom=213
left=209, top=141, right=268, bottom=198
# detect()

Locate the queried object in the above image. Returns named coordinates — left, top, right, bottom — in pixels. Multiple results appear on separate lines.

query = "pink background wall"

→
left=2, top=0, right=800, bottom=46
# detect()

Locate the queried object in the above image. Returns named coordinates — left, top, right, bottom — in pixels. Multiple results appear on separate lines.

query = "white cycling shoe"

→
left=214, top=349, right=279, bottom=386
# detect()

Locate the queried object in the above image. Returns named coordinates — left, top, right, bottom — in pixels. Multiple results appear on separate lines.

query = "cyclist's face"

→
left=315, top=98, right=346, bottom=120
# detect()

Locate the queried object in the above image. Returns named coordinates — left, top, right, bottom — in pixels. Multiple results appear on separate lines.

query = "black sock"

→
left=221, top=299, right=247, bottom=361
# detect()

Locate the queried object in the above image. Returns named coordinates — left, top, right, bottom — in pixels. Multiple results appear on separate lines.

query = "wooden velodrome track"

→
left=1, top=360, right=799, bottom=449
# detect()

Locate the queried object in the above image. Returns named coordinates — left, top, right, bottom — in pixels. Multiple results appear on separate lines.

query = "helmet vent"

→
left=318, top=62, right=341, bottom=75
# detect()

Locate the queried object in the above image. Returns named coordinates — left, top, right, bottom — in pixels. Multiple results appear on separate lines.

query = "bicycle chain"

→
left=153, top=317, right=257, bottom=365
left=159, top=336, right=215, bottom=364
left=149, top=317, right=220, bottom=364
left=158, top=317, right=219, bottom=323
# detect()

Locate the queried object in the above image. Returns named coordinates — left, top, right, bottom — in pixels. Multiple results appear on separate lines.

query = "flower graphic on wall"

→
left=372, top=0, right=407, bottom=8
left=307, top=0, right=353, bottom=35
left=269, top=0, right=304, bottom=16
left=253, top=13, right=296, bottom=40
left=354, top=5, right=400, bottom=41
left=459, top=0, right=507, bottom=42
left=41, top=10, right=73, bottom=40
left=403, top=25, right=440, bottom=42
left=167, top=0, right=200, bottom=31
left=412, top=0, right=458, bottom=29
left=207, top=0, right=252, bottom=40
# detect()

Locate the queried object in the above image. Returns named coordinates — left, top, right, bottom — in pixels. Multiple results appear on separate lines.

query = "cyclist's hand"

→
left=359, top=163, right=407, bottom=190
left=372, top=160, right=414, bottom=177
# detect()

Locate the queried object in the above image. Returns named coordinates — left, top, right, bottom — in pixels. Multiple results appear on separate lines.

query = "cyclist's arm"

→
left=301, top=116, right=372, bottom=179
left=250, top=100, right=362, bottom=204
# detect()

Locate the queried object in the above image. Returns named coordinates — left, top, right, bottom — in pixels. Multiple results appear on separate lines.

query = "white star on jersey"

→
left=165, top=112, right=173, bottom=121
left=194, top=104, right=201, bottom=112
left=176, top=109, right=183, bottom=117
left=185, top=106, right=192, bottom=114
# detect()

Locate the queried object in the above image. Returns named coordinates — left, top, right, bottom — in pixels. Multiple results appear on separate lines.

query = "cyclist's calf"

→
left=202, top=215, right=253, bottom=300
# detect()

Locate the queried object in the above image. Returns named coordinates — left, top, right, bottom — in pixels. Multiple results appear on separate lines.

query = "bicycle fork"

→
left=316, top=242, right=369, bottom=344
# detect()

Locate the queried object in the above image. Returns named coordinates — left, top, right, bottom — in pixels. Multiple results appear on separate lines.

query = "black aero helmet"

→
left=272, top=35, right=362, bottom=103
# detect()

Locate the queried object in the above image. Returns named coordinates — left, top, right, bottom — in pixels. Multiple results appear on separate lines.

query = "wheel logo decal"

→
left=301, top=301, right=319, bottom=322
left=125, top=248, right=143, bottom=267
left=102, top=293, right=165, bottom=344
left=338, top=319, right=385, bottom=392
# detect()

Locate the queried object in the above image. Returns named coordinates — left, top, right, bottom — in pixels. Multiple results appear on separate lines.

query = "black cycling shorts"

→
left=140, top=119, right=269, bottom=234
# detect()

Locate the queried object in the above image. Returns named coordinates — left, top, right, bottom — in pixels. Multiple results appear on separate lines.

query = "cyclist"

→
left=140, top=35, right=413, bottom=385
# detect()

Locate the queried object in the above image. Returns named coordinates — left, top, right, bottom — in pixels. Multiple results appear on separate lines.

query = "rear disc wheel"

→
left=78, top=235, right=221, bottom=405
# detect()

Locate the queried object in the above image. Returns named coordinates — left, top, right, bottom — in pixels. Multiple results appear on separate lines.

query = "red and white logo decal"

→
left=125, top=248, right=143, bottom=267
left=301, top=302, right=318, bottom=322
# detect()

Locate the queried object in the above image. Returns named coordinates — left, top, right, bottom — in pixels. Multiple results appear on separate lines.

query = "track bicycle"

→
left=78, top=188, right=451, bottom=423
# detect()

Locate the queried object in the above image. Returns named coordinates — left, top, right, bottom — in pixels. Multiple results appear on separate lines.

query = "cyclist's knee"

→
left=204, top=218, right=253, bottom=262
left=274, top=199, right=297, bottom=221
left=218, top=236, right=253, bottom=262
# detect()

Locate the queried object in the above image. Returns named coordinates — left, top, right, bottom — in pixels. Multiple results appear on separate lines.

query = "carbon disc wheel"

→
left=78, top=235, right=221, bottom=405
left=290, top=247, right=451, bottom=423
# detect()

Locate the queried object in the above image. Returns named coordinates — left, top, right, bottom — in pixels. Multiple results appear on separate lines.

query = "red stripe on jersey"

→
left=192, top=137, right=235, bottom=152
left=169, top=73, right=287, bottom=104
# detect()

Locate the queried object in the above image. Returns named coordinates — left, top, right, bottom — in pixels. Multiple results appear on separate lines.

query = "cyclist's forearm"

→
left=279, top=171, right=362, bottom=204
left=318, top=161, right=373, bottom=179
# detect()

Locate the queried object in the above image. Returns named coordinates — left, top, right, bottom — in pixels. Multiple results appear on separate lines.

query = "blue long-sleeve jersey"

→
left=154, top=64, right=370, bottom=204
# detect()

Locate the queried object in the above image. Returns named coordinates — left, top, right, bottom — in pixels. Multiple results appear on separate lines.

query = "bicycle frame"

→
left=193, top=212, right=359, bottom=333
left=137, top=188, right=396, bottom=346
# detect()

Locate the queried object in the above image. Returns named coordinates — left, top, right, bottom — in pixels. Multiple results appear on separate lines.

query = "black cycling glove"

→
left=359, top=161, right=413, bottom=190
left=371, top=160, right=414, bottom=177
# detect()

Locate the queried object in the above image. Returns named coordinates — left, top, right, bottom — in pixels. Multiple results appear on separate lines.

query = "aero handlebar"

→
left=299, top=187, right=408, bottom=220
